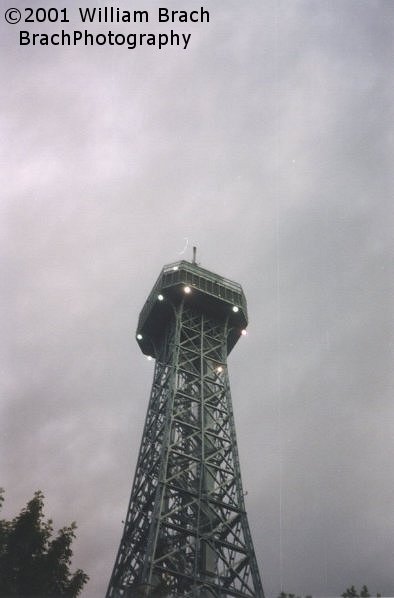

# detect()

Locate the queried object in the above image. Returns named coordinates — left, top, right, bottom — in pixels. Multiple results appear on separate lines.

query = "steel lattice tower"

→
left=107, top=257, right=264, bottom=598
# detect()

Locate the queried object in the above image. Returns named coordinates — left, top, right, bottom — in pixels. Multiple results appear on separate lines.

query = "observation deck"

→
left=136, top=260, right=248, bottom=357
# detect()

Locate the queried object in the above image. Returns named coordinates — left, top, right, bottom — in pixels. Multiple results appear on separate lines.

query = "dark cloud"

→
left=1, top=1, right=393, bottom=596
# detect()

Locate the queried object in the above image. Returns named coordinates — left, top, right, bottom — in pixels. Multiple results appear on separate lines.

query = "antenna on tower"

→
left=192, top=246, right=197, bottom=264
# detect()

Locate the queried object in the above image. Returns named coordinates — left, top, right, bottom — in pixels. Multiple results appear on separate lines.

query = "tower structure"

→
left=107, top=258, right=264, bottom=598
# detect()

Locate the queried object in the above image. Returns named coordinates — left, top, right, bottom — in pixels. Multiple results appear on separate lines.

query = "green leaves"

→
left=277, top=586, right=380, bottom=598
left=0, top=490, right=88, bottom=597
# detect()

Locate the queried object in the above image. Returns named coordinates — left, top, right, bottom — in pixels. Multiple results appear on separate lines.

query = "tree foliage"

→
left=0, top=489, right=88, bottom=597
left=278, top=587, right=381, bottom=598
left=342, top=586, right=381, bottom=598
left=278, top=593, right=312, bottom=598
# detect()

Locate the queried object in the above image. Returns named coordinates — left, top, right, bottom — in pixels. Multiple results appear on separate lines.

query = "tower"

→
left=107, top=257, right=264, bottom=598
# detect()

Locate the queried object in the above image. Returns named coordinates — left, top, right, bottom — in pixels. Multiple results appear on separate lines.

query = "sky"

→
left=1, top=0, right=393, bottom=596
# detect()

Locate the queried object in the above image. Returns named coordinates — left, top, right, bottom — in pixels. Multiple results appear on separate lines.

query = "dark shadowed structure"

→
left=107, top=258, right=264, bottom=597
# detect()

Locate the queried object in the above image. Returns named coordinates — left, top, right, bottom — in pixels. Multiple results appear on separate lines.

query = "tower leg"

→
left=107, top=303, right=264, bottom=597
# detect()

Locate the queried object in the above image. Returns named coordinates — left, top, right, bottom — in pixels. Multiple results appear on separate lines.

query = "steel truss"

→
left=107, top=299, right=264, bottom=598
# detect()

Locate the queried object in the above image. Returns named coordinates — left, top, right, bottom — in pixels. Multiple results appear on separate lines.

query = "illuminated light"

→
left=147, top=356, right=153, bottom=361
left=184, top=286, right=191, bottom=294
left=158, top=294, right=164, bottom=301
left=136, top=334, right=143, bottom=340
left=241, top=329, right=247, bottom=336
left=216, top=366, right=223, bottom=373
left=173, top=266, right=179, bottom=271
left=232, top=306, right=239, bottom=313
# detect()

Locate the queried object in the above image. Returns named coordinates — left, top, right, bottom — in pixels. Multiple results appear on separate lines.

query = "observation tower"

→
left=107, top=252, right=264, bottom=597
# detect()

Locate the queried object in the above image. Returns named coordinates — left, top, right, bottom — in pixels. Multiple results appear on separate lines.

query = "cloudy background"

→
left=1, top=0, right=393, bottom=596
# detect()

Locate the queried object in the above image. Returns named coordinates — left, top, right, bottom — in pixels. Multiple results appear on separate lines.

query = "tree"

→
left=0, top=489, right=88, bottom=597
left=342, top=586, right=359, bottom=597
left=277, top=593, right=312, bottom=598
left=278, top=588, right=380, bottom=598
left=342, top=586, right=382, bottom=598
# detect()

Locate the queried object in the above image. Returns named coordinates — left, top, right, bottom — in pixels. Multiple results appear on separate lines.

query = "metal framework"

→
left=107, top=260, right=264, bottom=598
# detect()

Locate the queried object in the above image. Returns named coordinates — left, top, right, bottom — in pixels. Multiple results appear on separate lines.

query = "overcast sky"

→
left=1, top=1, right=393, bottom=596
